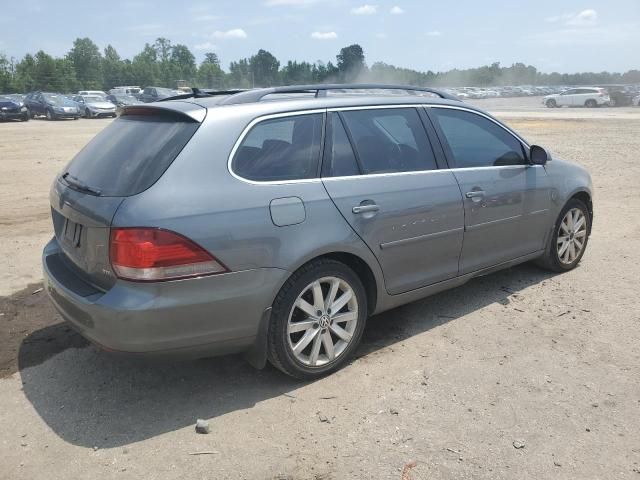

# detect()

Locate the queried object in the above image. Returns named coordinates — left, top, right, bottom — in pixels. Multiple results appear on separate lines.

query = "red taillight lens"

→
left=110, top=228, right=228, bottom=281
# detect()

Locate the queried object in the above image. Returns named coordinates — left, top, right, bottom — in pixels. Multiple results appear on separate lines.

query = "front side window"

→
left=340, top=108, right=437, bottom=174
left=431, top=108, right=525, bottom=168
left=233, top=113, right=323, bottom=181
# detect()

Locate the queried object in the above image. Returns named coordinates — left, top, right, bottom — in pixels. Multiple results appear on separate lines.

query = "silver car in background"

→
left=73, top=94, right=117, bottom=118
left=43, top=84, right=593, bottom=379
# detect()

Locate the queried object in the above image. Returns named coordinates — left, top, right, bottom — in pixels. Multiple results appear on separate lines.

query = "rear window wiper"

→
left=62, top=172, right=102, bottom=196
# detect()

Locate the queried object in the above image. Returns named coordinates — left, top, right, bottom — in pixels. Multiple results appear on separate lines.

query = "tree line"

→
left=1, top=37, right=638, bottom=93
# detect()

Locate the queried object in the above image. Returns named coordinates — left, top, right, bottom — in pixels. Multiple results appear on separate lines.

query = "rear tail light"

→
left=110, top=228, right=228, bottom=281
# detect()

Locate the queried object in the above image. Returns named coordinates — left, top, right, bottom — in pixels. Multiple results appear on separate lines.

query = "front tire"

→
left=585, top=99, right=597, bottom=108
left=536, top=198, right=591, bottom=272
left=46, top=109, right=55, bottom=120
left=546, top=99, right=557, bottom=108
left=85, top=108, right=91, bottom=119
left=267, top=259, right=367, bottom=380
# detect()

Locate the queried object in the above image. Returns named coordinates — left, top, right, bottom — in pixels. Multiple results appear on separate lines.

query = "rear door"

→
left=428, top=106, right=551, bottom=274
left=50, top=105, right=204, bottom=289
left=321, top=107, right=464, bottom=295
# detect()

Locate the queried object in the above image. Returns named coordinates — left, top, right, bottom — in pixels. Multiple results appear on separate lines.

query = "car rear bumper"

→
left=42, top=237, right=287, bottom=357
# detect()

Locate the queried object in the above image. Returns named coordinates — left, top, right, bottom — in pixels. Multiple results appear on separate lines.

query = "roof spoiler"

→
left=121, top=101, right=207, bottom=122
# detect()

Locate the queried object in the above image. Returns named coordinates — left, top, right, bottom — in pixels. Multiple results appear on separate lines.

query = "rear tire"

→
left=85, top=108, right=91, bottom=119
left=585, top=99, right=597, bottom=108
left=536, top=198, right=591, bottom=272
left=267, top=259, right=367, bottom=380
left=546, top=99, right=557, bottom=108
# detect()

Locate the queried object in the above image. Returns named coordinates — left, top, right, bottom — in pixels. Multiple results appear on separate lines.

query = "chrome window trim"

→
left=227, top=104, right=532, bottom=185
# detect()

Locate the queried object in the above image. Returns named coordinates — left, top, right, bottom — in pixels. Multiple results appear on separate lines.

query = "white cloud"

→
left=426, top=30, right=441, bottom=37
left=546, top=9, right=598, bottom=27
left=351, top=4, right=377, bottom=15
left=311, top=31, right=338, bottom=40
left=194, top=42, right=218, bottom=51
left=211, top=28, right=247, bottom=39
left=390, top=6, right=404, bottom=14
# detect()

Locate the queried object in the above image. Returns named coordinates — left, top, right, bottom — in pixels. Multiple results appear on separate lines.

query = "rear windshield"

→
left=63, top=113, right=199, bottom=196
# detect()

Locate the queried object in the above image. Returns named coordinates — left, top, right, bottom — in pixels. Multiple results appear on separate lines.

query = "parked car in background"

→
left=138, top=86, right=177, bottom=103
left=106, top=93, right=143, bottom=114
left=109, top=86, right=142, bottom=96
left=73, top=95, right=117, bottom=118
left=543, top=88, right=610, bottom=108
left=24, top=92, right=80, bottom=120
left=77, top=90, right=107, bottom=97
left=595, top=85, right=635, bottom=107
left=0, top=95, right=29, bottom=121
left=633, top=94, right=640, bottom=107
left=42, top=84, right=593, bottom=379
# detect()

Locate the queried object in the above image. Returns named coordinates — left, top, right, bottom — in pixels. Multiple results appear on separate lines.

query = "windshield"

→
left=83, top=96, right=105, bottom=102
left=43, top=94, right=74, bottom=106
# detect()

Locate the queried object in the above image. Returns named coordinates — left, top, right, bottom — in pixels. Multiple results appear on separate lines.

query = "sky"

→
left=0, top=0, right=638, bottom=73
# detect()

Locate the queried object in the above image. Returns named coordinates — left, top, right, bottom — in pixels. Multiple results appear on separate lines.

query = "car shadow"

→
left=17, top=263, right=553, bottom=448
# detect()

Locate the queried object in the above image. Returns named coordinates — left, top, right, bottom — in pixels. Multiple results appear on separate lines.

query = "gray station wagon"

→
left=42, top=84, right=593, bottom=379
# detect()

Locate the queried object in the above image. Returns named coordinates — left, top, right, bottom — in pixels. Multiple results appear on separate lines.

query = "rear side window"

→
left=64, top=112, right=199, bottom=196
left=431, top=108, right=525, bottom=168
left=233, top=113, right=323, bottom=181
left=340, top=108, right=437, bottom=174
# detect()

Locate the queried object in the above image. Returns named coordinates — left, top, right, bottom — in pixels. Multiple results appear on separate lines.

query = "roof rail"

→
left=218, top=83, right=460, bottom=105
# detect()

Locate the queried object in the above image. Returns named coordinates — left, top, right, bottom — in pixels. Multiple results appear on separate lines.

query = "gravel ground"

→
left=0, top=100, right=639, bottom=479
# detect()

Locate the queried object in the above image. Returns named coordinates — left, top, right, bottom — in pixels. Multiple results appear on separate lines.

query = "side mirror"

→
left=529, top=145, right=551, bottom=165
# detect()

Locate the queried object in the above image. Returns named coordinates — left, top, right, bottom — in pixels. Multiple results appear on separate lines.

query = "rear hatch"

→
left=50, top=102, right=205, bottom=291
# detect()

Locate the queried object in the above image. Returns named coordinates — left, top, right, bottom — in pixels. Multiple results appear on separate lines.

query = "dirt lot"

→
left=1, top=100, right=639, bottom=479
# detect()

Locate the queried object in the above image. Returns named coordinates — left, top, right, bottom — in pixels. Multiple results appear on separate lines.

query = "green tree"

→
left=249, top=49, right=280, bottom=86
left=336, top=44, right=366, bottom=82
left=197, top=53, right=225, bottom=89
left=103, top=45, right=123, bottom=89
left=203, top=52, right=220, bottom=67
left=228, top=58, right=251, bottom=88
left=170, top=44, right=196, bottom=83
left=131, top=43, right=159, bottom=86
left=67, top=37, right=102, bottom=89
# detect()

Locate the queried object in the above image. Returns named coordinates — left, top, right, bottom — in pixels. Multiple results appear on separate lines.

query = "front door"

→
left=428, top=106, right=551, bottom=274
left=321, top=109, right=465, bottom=295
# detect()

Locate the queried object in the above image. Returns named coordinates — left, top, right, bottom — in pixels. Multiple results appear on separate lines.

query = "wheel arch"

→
left=569, top=190, right=593, bottom=227
left=244, top=250, right=381, bottom=371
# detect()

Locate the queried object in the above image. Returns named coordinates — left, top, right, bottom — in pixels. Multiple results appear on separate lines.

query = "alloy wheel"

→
left=287, top=276, right=358, bottom=367
left=557, top=208, right=587, bottom=265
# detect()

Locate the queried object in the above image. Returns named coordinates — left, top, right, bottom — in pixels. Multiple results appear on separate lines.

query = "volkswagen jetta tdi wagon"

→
left=43, top=84, right=593, bottom=379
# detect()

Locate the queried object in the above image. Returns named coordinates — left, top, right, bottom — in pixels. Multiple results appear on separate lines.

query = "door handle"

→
left=352, top=204, right=380, bottom=214
left=465, top=190, right=485, bottom=199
